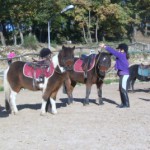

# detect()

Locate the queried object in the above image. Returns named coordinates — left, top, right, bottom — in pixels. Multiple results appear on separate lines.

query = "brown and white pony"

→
left=63, top=51, right=111, bottom=105
left=4, top=45, right=75, bottom=115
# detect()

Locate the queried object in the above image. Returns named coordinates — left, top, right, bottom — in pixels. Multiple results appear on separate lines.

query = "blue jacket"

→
left=105, top=46, right=129, bottom=76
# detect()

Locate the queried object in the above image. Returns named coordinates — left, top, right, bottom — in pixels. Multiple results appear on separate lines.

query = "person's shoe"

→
left=117, top=103, right=130, bottom=108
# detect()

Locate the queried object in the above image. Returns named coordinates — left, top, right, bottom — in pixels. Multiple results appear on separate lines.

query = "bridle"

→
left=94, top=52, right=111, bottom=80
left=56, top=50, right=74, bottom=73
left=62, top=56, right=74, bottom=71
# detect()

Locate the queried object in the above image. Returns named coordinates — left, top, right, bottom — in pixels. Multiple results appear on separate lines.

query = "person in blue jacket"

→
left=99, top=43, right=130, bottom=108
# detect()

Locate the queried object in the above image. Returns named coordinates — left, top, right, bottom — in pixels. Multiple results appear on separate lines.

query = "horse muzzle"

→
left=64, top=59, right=74, bottom=70
left=99, top=66, right=109, bottom=73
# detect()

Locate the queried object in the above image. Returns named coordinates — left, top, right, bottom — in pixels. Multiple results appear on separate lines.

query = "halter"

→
left=53, top=51, right=74, bottom=74
left=58, top=51, right=74, bottom=71
left=94, top=52, right=110, bottom=81
left=62, top=56, right=74, bottom=70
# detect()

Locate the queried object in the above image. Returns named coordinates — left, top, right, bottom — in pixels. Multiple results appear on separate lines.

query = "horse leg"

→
left=46, top=98, right=51, bottom=112
left=65, top=80, right=76, bottom=105
left=50, top=97, right=57, bottom=114
left=131, top=78, right=136, bottom=92
left=10, top=90, right=18, bottom=114
left=4, top=68, right=11, bottom=112
left=63, top=81, right=73, bottom=105
left=41, top=96, right=57, bottom=115
left=40, top=98, right=47, bottom=115
left=4, top=87, right=11, bottom=112
left=96, top=82, right=104, bottom=105
left=83, top=84, right=91, bottom=106
left=46, top=91, right=57, bottom=113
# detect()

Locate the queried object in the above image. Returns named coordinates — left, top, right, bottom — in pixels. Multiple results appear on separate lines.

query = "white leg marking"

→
left=40, top=99, right=47, bottom=115
left=10, top=91, right=18, bottom=114
left=50, top=98, right=57, bottom=114
left=40, top=78, right=49, bottom=115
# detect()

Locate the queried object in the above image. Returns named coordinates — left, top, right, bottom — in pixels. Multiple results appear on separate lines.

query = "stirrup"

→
left=84, top=72, right=87, bottom=78
left=36, top=76, right=44, bottom=83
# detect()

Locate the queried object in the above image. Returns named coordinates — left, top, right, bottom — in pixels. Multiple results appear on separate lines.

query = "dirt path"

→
left=0, top=82, right=150, bottom=150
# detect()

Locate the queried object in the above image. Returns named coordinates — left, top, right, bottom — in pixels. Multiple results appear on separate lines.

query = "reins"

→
left=94, top=52, right=104, bottom=81
left=106, top=64, right=115, bottom=73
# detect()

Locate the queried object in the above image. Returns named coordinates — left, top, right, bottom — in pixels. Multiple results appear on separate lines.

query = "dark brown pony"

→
left=128, top=64, right=150, bottom=92
left=4, top=45, right=75, bottom=115
left=64, top=51, right=111, bottom=105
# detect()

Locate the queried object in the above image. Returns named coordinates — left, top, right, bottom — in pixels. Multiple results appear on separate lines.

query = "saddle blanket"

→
left=73, top=57, right=95, bottom=73
left=138, top=66, right=150, bottom=77
left=23, top=62, right=54, bottom=79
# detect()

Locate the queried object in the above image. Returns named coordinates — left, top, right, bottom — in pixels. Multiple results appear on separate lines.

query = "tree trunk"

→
left=82, top=26, right=88, bottom=44
left=19, top=30, right=24, bottom=45
left=0, top=31, right=6, bottom=46
left=18, top=24, right=24, bottom=45
left=87, top=10, right=92, bottom=43
left=13, top=33, right=17, bottom=46
left=95, top=19, right=99, bottom=43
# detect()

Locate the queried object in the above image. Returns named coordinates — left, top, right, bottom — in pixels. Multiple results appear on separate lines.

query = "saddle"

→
left=23, top=59, right=54, bottom=83
left=138, top=63, right=150, bottom=78
left=140, top=63, right=150, bottom=69
left=27, top=59, right=50, bottom=70
left=74, top=54, right=96, bottom=78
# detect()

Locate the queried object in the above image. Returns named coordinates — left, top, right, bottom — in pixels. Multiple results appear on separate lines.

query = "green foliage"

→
left=23, top=34, right=38, bottom=50
left=0, top=0, right=149, bottom=46
left=0, top=86, right=4, bottom=92
left=104, top=79, right=119, bottom=84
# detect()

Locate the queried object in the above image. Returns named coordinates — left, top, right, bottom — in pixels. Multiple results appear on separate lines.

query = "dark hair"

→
left=39, top=48, right=52, bottom=58
left=116, top=43, right=129, bottom=59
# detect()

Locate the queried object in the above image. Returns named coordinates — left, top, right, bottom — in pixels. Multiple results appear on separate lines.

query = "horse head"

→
left=96, top=52, right=111, bottom=76
left=58, top=45, right=75, bottom=70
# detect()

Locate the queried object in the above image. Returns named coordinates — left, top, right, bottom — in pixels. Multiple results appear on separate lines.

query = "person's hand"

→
left=99, top=43, right=105, bottom=48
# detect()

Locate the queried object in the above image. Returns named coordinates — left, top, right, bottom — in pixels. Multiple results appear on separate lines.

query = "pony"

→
left=63, top=51, right=112, bottom=105
left=4, top=45, right=75, bottom=115
left=128, top=64, right=150, bottom=92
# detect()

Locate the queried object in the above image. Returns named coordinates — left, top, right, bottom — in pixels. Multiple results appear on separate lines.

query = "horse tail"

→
left=3, top=67, right=11, bottom=111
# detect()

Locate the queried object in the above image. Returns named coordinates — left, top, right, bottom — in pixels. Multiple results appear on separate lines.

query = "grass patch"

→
left=104, top=79, right=119, bottom=84
left=0, top=86, right=4, bottom=92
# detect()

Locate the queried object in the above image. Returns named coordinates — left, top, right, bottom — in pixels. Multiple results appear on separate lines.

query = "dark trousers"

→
left=119, top=75, right=130, bottom=107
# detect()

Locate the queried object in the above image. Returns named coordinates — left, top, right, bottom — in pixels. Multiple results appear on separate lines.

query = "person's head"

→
left=116, top=43, right=129, bottom=59
left=39, top=48, right=52, bottom=58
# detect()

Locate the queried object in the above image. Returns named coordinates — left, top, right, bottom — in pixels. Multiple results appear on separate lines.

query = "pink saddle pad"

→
left=73, top=58, right=95, bottom=73
left=23, top=62, right=54, bottom=79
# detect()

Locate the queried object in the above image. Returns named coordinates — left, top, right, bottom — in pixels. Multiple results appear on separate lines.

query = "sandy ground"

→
left=0, top=82, right=150, bottom=150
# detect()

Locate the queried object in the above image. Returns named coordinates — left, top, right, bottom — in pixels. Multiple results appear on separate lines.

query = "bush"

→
left=23, top=34, right=38, bottom=50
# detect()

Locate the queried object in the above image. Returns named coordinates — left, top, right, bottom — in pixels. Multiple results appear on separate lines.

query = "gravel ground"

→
left=0, top=82, right=150, bottom=150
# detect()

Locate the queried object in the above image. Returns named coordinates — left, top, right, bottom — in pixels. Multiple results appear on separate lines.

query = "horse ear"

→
left=72, top=46, right=75, bottom=50
left=62, top=45, right=65, bottom=50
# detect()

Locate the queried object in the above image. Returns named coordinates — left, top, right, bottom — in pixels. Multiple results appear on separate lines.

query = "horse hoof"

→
left=40, top=110, right=46, bottom=116
left=68, top=101, right=73, bottom=105
left=83, top=103, right=89, bottom=106
left=67, top=102, right=71, bottom=105
left=51, top=110, right=57, bottom=115
left=11, top=111, right=18, bottom=115
left=99, top=102, right=104, bottom=105
left=40, top=113, right=46, bottom=116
